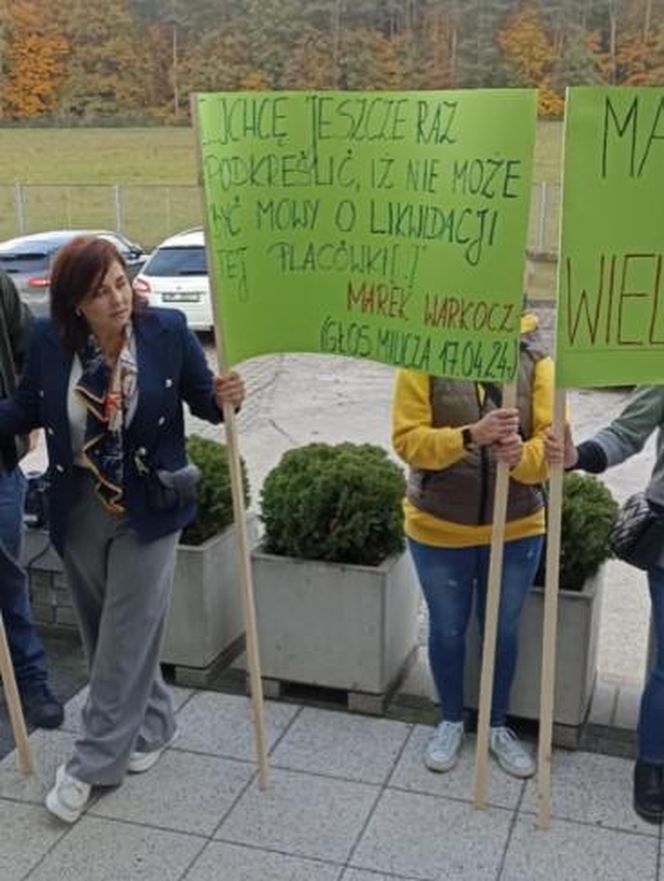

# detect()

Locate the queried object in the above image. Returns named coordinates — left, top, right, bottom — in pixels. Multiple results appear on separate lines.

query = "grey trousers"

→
left=63, top=470, right=179, bottom=785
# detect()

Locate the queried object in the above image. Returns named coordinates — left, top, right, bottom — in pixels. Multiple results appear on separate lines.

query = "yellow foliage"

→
left=239, top=70, right=271, bottom=91
left=616, top=28, right=663, bottom=85
left=1, top=0, right=68, bottom=118
left=538, top=81, right=564, bottom=118
left=498, top=0, right=556, bottom=86
left=282, top=33, right=336, bottom=89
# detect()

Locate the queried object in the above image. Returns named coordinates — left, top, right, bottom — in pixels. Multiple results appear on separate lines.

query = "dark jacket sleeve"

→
left=0, top=272, right=31, bottom=376
left=177, top=314, right=223, bottom=424
left=570, top=440, right=608, bottom=474
left=0, top=322, right=44, bottom=435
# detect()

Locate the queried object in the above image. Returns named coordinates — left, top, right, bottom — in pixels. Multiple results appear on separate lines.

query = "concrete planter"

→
left=161, top=516, right=258, bottom=677
left=23, top=518, right=256, bottom=682
left=23, top=529, right=75, bottom=631
left=464, top=568, right=605, bottom=727
left=251, top=548, right=420, bottom=700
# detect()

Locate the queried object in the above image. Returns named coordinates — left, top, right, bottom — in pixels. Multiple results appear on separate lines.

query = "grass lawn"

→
left=0, top=120, right=562, bottom=186
left=533, top=120, right=563, bottom=184
left=0, top=127, right=197, bottom=185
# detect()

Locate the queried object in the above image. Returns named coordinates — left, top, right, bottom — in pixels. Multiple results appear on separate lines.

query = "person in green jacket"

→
left=546, top=387, right=664, bottom=824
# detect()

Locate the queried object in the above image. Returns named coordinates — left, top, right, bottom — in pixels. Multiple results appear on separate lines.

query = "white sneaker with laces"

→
left=489, top=726, right=535, bottom=778
left=45, top=764, right=91, bottom=823
left=424, top=720, right=464, bottom=772
left=128, top=729, right=178, bottom=774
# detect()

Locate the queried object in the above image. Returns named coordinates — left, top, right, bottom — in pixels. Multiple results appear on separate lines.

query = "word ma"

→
left=602, top=93, right=664, bottom=178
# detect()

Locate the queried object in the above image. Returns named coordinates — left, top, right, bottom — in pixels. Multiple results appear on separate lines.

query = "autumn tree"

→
left=613, top=0, right=664, bottom=84
left=57, top=0, right=155, bottom=119
left=281, top=29, right=337, bottom=89
left=1, top=0, right=68, bottom=119
left=1, top=0, right=663, bottom=123
left=457, top=0, right=512, bottom=88
left=337, top=26, right=404, bottom=89
left=498, top=1, right=563, bottom=116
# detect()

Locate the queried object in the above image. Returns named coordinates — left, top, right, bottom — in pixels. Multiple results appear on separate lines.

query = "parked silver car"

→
left=0, top=229, right=146, bottom=317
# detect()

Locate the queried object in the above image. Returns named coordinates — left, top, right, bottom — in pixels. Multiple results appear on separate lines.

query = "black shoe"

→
left=19, top=683, right=64, bottom=730
left=633, top=760, right=664, bottom=824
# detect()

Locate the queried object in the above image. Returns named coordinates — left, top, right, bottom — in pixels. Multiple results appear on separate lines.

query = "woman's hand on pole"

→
left=492, top=433, right=523, bottom=468
left=543, top=425, right=578, bottom=469
left=470, top=408, right=519, bottom=447
left=214, top=371, right=245, bottom=410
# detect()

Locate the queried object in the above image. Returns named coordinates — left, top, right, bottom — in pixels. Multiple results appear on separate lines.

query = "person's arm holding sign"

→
left=544, top=386, right=664, bottom=474
left=544, top=385, right=664, bottom=826
left=392, top=370, right=518, bottom=468
left=495, top=355, right=555, bottom=479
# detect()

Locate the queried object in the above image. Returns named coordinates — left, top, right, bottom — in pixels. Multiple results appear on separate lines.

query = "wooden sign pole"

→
left=473, top=381, right=517, bottom=809
left=0, top=611, right=33, bottom=773
left=192, top=94, right=269, bottom=789
left=537, top=387, right=566, bottom=828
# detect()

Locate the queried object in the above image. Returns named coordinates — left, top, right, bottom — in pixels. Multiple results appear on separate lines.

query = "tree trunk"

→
left=172, top=21, right=178, bottom=121
left=332, top=0, right=341, bottom=87
left=608, top=0, right=617, bottom=85
left=450, top=12, right=458, bottom=87
left=643, top=0, right=653, bottom=43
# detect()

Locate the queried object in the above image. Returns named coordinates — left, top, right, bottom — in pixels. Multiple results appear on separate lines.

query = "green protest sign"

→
left=195, top=90, right=536, bottom=381
left=556, top=87, right=664, bottom=388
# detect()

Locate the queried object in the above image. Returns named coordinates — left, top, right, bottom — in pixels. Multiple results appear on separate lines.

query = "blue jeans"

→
left=409, top=535, right=544, bottom=727
left=0, top=469, right=47, bottom=689
left=639, top=566, right=664, bottom=763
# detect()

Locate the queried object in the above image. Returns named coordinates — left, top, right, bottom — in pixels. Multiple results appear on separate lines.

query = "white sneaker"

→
left=128, top=729, right=178, bottom=774
left=489, top=727, right=535, bottom=778
left=424, top=721, right=464, bottom=772
left=45, top=764, right=91, bottom=824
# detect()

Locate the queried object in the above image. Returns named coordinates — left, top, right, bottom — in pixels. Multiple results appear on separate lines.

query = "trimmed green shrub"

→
left=559, top=473, right=618, bottom=590
left=260, top=442, right=406, bottom=567
left=536, top=472, right=619, bottom=591
left=180, top=434, right=250, bottom=546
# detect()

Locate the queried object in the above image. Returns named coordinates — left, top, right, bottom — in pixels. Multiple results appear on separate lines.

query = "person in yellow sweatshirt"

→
left=392, top=313, right=553, bottom=778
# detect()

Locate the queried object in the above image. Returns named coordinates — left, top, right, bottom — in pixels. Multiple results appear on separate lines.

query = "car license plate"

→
left=163, top=292, right=201, bottom=302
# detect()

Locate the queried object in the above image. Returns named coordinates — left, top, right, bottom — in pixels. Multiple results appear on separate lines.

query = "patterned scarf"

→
left=75, top=324, right=138, bottom=514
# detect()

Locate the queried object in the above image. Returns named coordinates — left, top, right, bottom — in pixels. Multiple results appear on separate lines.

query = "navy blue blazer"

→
left=0, top=307, right=223, bottom=556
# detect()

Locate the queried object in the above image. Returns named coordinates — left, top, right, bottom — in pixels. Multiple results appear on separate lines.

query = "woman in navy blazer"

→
left=0, top=236, right=244, bottom=822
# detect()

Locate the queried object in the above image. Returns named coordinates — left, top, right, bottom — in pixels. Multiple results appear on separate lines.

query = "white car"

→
left=133, top=228, right=213, bottom=331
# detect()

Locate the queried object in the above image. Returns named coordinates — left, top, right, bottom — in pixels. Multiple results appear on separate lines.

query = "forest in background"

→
left=0, top=0, right=662, bottom=123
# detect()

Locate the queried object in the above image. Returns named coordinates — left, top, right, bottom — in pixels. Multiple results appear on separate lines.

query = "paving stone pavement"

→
left=3, top=309, right=661, bottom=878
left=1, top=689, right=662, bottom=881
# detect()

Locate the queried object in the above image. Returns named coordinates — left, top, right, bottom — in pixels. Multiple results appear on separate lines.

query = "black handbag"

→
left=609, top=491, right=664, bottom=571
left=134, top=448, right=201, bottom=512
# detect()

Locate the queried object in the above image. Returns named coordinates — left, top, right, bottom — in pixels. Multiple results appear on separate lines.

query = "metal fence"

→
left=0, top=181, right=561, bottom=255
left=0, top=183, right=203, bottom=249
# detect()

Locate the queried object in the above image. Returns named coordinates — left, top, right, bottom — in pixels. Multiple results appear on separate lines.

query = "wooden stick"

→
left=537, top=387, right=566, bottom=829
left=222, top=403, right=270, bottom=790
left=191, top=93, right=269, bottom=789
left=473, top=382, right=517, bottom=810
left=0, top=611, right=33, bottom=773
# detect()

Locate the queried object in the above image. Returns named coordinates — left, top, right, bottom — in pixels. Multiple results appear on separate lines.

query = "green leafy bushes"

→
left=260, top=442, right=406, bottom=567
left=536, top=472, right=619, bottom=591
left=180, top=434, right=250, bottom=546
